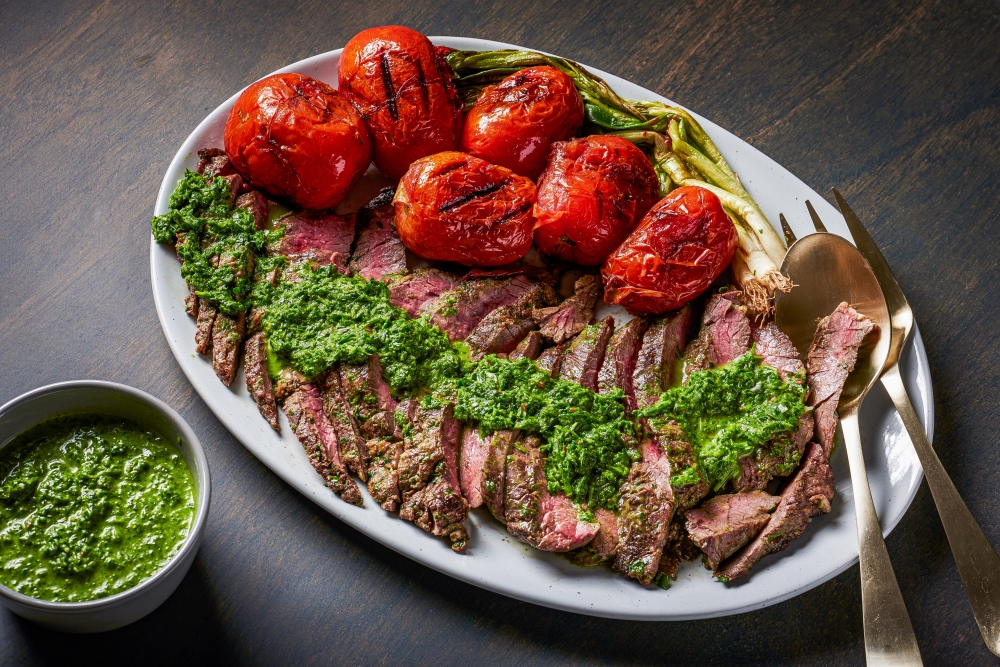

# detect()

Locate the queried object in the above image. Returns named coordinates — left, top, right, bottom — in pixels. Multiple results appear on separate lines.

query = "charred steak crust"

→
left=682, top=291, right=750, bottom=380
left=244, top=332, right=279, bottom=430
left=319, top=368, right=369, bottom=481
left=366, top=438, right=403, bottom=512
left=211, top=310, right=245, bottom=386
left=388, top=268, right=462, bottom=317
left=194, top=298, right=217, bottom=355
left=685, top=491, right=779, bottom=571
left=717, top=442, right=835, bottom=581
left=509, top=330, right=544, bottom=361
left=503, top=436, right=544, bottom=545
left=349, top=200, right=408, bottom=281
left=558, top=316, right=615, bottom=390
left=598, top=317, right=650, bottom=411
left=422, top=274, right=541, bottom=342
left=533, top=274, right=601, bottom=344
left=648, top=419, right=710, bottom=511
left=752, top=321, right=804, bottom=381
left=466, top=282, right=556, bottom=360
left=633, top=306, right=696, bottom=409
left=534, top=345, right=565, bottom=377
left=481, top=429, right=518, bottom=522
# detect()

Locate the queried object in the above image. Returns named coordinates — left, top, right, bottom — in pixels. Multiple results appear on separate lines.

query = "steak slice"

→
left=717, top=442, right=835, bottom=581
left=366, top=438, right=403, bottom=512
left=503, top=436, right=598, bottom=552
left=422, top=274, right=539, bottom=342
left=558, top=316, right=615, bottom=390
left=235, top=190, right=268, bottom=230
left=535, top=345, right=564, bottom=377
left=397, top=402, right=469, bottom=551
left=570, top=508, right=620, bottom=566
left=466, top=283, right=556, bottom=360
left=614, top=437, right=677, bottom=585
left=752, top=321, right=804, bottom=381
left=459, top=427, right=490, bottom=508
left=349, top=199, right=407, bottom=280
left=533, top=274, right=600, bottom=344
left=275, top=212, right=355, bottom=272
left=657, top=517, right=701, bottom=580
left=211, top=310, right=245, bottom=386
left=686, top=491, right=779, bottom=570
left=337, top=355, right=398, bottom=446
left=481, top=429, right=518, bottom=521
left=683, top=291, right=750, bottom=380
left=243, top=332, right=279, bottom=431
left=283, top=383, right=363, bottom=506
left=509, top=331, right=544, bottom=361
left=196, top=148, right=235, bottom=177
left=633, top=306, right=696, bottom=408
left=598, top=317, right=650, bottom=411
left=734, top=413, right=813, bottom=492
left=319, top=369, right=368, bottom=481
left=194, top=298, right=217, bottom=355
left=388, top=268, right=461, bottom=317
left=807, top=303, right=876, bottom=457
left=646, top=419, right=710, bottom=511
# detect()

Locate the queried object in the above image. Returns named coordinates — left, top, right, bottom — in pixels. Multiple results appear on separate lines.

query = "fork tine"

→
left=779, top=213, right=797, bottom=245
left=805, top=200, right=828, bottom=232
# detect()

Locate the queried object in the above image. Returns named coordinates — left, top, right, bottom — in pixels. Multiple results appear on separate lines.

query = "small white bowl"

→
left=0, top=381, right=211, bottom=633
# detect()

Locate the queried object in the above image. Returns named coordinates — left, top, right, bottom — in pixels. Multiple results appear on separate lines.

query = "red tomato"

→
left=223, top=73, right=372, bottom=210
left=533, top=135, right=659, bottom=266
left=460, top=66, right=584, bottom=180
left=393, top=152, right=536, bottom=266
left=338, top=26, right=463, bottom=181
left=602, top=186, right=737, bottom=315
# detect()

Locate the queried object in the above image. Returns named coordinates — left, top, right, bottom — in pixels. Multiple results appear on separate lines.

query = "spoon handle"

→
left=841, top=410, right=924, bottom=666
left=881, top=363, right=1000, bottom=656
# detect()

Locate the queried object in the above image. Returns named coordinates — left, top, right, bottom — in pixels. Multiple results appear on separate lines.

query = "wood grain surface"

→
left=1, top=0, right=998, bottom=664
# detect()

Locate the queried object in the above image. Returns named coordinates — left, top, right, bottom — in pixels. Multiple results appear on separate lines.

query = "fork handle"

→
left=882, top=363, right=1000, bottom=657
left=841, top=409, right=924, bottom=666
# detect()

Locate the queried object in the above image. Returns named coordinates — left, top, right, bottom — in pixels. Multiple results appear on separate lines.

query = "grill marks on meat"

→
left=319, top=369, right=368, bottom=481
left=337, top=356, right=399, bottom=446
left=388, top=268, right=461, bottom=317
left=194, top=298, right=217, bottom=355
left=509, top=331, right=543, bottom=361
left=633, top=306, right=695, bottom=409
left=397, top=403, right=469, bottom=551
left=275, top=211, right=356, bottom=273
left=349, top=200, right=407, bottom=280
left=717, top=443, right=834, bottom=581
left=806, top=302, right=876, bottom=457
left=558, top=316, right=615, bottom=390
left=211, top=311, right=245, bottom=386
left=533, top=274, right=600, bottom=344
left=614, top=438, right=677, bottom=585
left=244, top=332, right=279, bottom=430
left=283, top=383, right=363, bottom=506
left=682, top=291, right=750, bottom=380
left=686, top=491, right=779, bottom=570
left=367, top=438, right=403, bottom=512
left=598, top=317, right=650, bottom=411
left=422, top=274, right=539, bottom=342
left=465, top=283, right=556, bottom=360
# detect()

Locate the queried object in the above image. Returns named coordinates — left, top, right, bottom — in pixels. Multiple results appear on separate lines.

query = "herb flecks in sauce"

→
left=455, top=356, right=638, bottom=510
left=637, top=351, right=807, bottom=490
left=0, top=415, right=196, bottom=602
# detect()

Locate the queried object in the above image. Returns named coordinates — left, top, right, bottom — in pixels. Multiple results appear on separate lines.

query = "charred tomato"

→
left=393, top=151, right=536, bottom=266
left=338, top=26, right=463, bottom=181
left=223, top=72, right=372, bottom=210
left=533, top=135, right=659, bottom=266
left=460, top=66, right=584, bottom=180
left=602, top=186, right=737, bottom=315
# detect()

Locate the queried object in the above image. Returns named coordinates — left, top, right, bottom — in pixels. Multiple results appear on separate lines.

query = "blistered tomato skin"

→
left=393, top=152, right=536, bottom=267
left=533, top=135, right=659, bottom=266
left=338, top=26, right=464, bottom=181
left=460, top=66, right=584, bottom=180
left=223, top=73, right=372, bottom=210
left=602, top=186, right=738, bottom=315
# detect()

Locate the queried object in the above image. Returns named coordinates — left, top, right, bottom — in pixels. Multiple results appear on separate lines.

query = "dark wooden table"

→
left=2, top=0, right=998, bottom=664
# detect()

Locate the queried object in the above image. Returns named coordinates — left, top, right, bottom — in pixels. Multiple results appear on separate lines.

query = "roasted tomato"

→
left=460, top=66, right=584, bottom=180
left=338, top=26, right=463, bottom=180
left=533, top=135, right=659, bottom=266
left=393, top=152, right=536, bottom=266
left=223, top=72, right=372, bottom=210
left=602, top=186, right=737, bottom=315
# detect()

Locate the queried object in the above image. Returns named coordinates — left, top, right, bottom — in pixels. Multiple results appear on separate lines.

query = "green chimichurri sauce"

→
left=0, top=415, right=196, bottom=602
left=455, top=356, right=638, bottom=510
left=637, top=351, right=808, bottom=490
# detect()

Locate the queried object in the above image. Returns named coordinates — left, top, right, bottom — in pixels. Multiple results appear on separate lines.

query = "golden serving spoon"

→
left=775, top=224, right=923, bottom=666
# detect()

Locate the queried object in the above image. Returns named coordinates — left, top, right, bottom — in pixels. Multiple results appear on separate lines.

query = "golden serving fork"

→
left=829, top=189, right=1000, bottom=658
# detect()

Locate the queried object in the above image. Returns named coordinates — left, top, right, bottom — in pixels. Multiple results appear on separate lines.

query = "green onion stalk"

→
left=445, top=49, right=791, bottom=316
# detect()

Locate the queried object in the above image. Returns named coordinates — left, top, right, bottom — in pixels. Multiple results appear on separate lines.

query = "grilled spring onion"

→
left=445, top=49, right=791, bottom=316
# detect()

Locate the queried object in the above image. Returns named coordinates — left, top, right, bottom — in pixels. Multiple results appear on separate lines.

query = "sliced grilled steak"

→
left=733, top=413, right=813, bottom=492
left=244, top=332, right=279, bottom=431
left=598, top=317, right=650, bottom=411
left=535, top=345, right=564, bottom=377
left=466, top=283, right=556, bottom=360
left=397, top=402, right=469, bottom=551
left=185, top=285, right=199, bottom=317
left=211, top=311, right=245, bottom=386
left=647, top=419, right=710, bottom=510
left=319, top=369, right=368, bottom=481
left=533, top=274, right=600, bottom=344
left=283, top=383, right=363, bottom=506
left=538, top=493, right=600, bottom=552
left=337, top=355, right=398, bottom=445
left=481, top=429, right=518, bottom=521
left=349, top=201, right=407, bottom=280
left=235, top=190, right=269, bottom=231
left=196, top=148, right=235, bottom=177
left=275, top=212, right=355, bottom=272
left=717, top=442, right=835, bottom=581
left=274, top=367, right=307, bottom=400
left=614, top=437, right=677, bottom=585
left=570, top=508, right=620, bottom=566
left=459, top=427, right=490, bottom=508
left=388, top=268, right=461, bottom=317
left=366, top=438, right=403, bottom=512
left=509, top=331, right=544, bottom=361
left=221, top=173, right=243, bottom=202
left=558, top=316, right=615, bottom=390
left=686, top=491, right=779, bottom=570
left=752, top=321, right=804, bottom=380
left=807, top=302, right=876, bottom=457
left=422, top=274, right=540, bottom=342
left=633, top=306, right=695, bottom=408
left=194, top=298, right=217, bottom=355
left=657, top=517, right=701, bottom=580
left=683, top=291, right=750, bottom=380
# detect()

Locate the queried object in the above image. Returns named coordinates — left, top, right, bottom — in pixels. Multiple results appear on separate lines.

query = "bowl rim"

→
left=0, top=380, right=211, bottom=613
